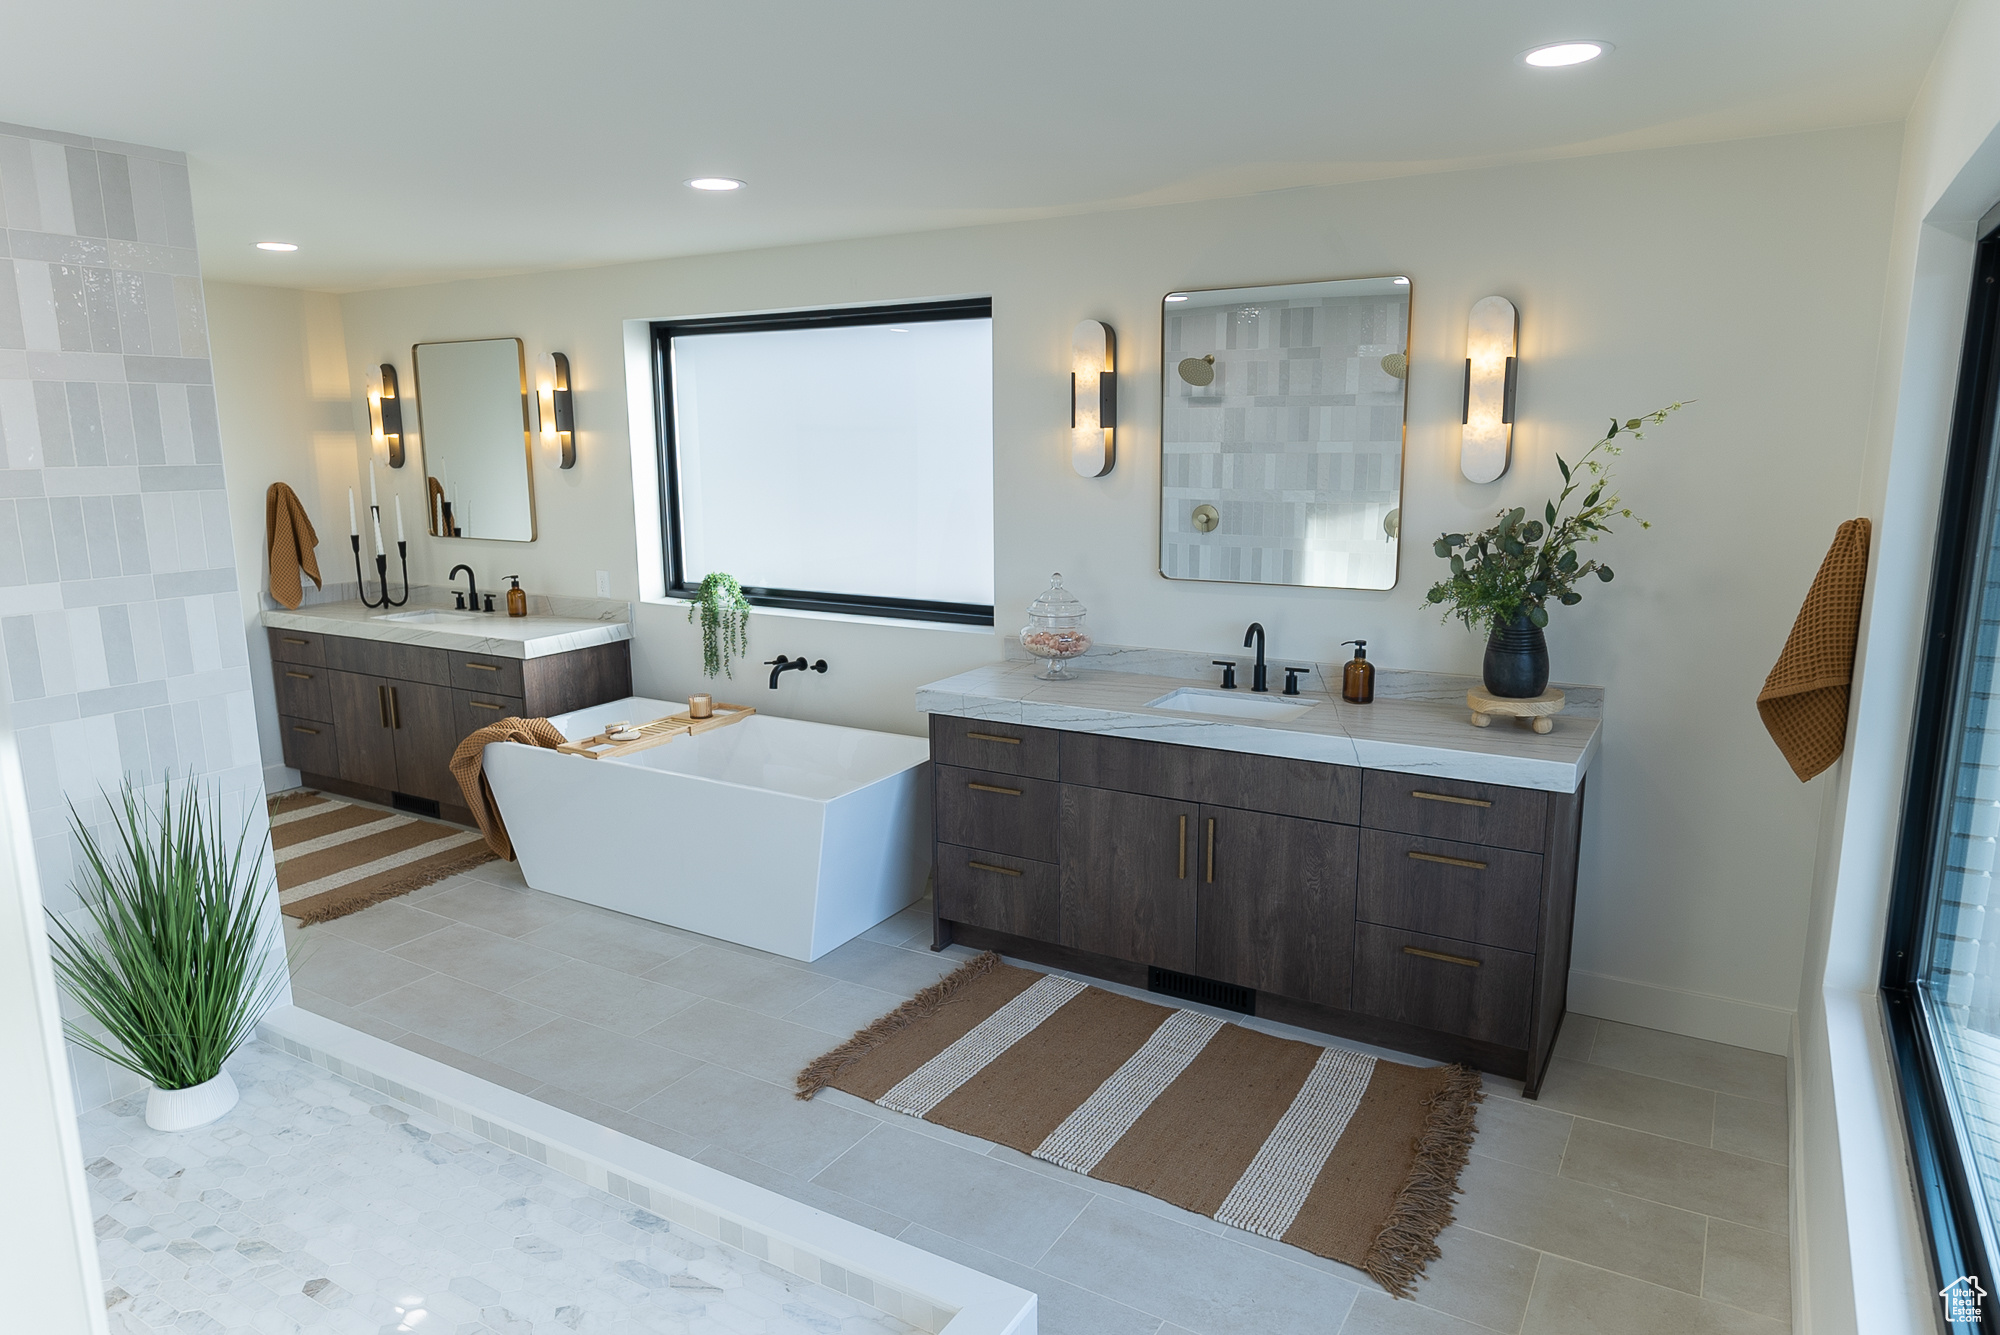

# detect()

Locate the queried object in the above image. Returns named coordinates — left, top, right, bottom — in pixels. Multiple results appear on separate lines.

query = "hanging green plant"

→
left=689, top=572, right=752, bottom=678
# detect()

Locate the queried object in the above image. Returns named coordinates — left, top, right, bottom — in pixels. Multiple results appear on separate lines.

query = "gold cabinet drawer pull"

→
left=966, top=731, right=1021, bottom=745
left=469, top=700, right=505, bottom=711
left=1403, top=945, right=1482, bottom=968
left=1206, top=817, right=1216, bottom=884
left=377, top=684, right=391, bottom=727
left=967, top=781, right=1022, bottom=796
left=968, top=860, right=1022, bottom=877
left=389, top=686, right=402, bottom=729
left=466, top=662, right=501, bottom=672
left=1410, top=790, right=1493, bottom=808
left=1178, top=813, right=1187, bottom=880
left=284, top=670, right=312, bottom=680
left=1408, top=850, right=1488, bottom=870
left=281, top=636, right=310, bottom=645
left=290, top=725, right=319, bottom=735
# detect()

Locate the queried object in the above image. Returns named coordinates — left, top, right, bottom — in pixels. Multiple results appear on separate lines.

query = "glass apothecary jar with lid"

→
left=1020, top=572, right=1092, bottom=680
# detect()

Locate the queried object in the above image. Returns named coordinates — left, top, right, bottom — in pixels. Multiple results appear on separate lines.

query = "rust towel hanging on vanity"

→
left=1757, top=517, right=1870, bottom=781
left=263, top=482, right=321, bottom=610
left=448, top=718, right=567, bottom=860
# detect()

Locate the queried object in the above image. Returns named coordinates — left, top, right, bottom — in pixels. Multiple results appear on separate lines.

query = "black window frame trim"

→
left=650, top=297, right=997, bottom=627
left=1883, top=219, right=2000, bottom=1328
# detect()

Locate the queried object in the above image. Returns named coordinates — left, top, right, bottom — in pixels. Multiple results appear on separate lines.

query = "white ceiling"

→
left=1, top=1, right=1957, bottom=291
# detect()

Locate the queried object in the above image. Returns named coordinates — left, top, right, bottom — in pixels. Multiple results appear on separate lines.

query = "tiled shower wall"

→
left=0, top=120, right=283, bottom=1108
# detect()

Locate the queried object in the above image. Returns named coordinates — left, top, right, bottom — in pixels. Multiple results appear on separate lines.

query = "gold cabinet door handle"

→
left=1206, top=817, right=1216, bottom=884
left=1178, top=814, right=1187, bottom=880
left=377, top=684, right=391, bottom=728
left=466, top=662, right=501, bottom=672
left=1408, top=850, right=1488, bottom=870
left=389, top=686, right=402, bottom=729
left=291, top=725, right=319, bottom=735
left=967, top=782, right=1022, bottom=796
left=469, top=700, right=504, bottom=711
left=966, top=731, right=1021, bottom=745
left=284, top=670, right=312, bottom=680
left=968, top=861, right=1022, bottom=877
left=281, top=636, right=309, bottom=645
left=1410, top=790, right=1493, bottom=808
left=1403, top=945, right=1482, bottom=968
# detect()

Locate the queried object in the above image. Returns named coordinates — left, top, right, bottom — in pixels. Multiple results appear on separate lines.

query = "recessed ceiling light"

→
left=1164, top=294, right=1188, bottom=302
left=685, top=177, right=744, bottom=192
left=255, top=241, right=298, bottom=251
left=1524, top=41, right=1608, bottom=67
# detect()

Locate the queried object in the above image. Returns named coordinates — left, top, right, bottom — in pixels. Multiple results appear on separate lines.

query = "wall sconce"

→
left=1070, top=320, right=1116, bottom=477
left=536, top=351, right=576, bottom=469
left=1460, top=296, right=1518, bottom=484
left=366, top=364, right=404, bottom=468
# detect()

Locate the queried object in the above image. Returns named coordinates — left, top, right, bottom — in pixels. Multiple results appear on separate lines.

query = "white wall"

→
left=211, top=124, right=1902, bottom=1058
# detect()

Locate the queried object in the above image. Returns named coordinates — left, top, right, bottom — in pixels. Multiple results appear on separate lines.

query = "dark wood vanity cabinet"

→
left=270, top=628, right=630, bottom=824
left=928, top=713, right=1585, bottom=1096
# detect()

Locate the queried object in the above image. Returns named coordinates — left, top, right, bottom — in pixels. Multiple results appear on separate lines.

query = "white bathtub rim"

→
left=256, top=1005, right=1036, bottom=1335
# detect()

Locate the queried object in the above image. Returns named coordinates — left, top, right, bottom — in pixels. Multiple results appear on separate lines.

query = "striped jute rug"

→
left=797, top=952, right=1482, bottom=1295
left=268, top=791, right=494, bottom=924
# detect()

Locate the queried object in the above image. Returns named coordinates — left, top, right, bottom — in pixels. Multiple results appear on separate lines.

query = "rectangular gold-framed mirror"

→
left=413, top=337, right=537, bottom=542
left=1160, top=275, right=1409, bottom=590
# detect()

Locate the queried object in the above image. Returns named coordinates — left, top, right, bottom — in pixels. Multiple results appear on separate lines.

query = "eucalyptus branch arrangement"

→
left=689, top=571, right=752, bottom=678
left=1425, top=402, right=1687, bottom=631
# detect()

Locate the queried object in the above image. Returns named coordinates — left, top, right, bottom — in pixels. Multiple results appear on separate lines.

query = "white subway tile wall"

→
left=0, top=119, right=279, bottom=1111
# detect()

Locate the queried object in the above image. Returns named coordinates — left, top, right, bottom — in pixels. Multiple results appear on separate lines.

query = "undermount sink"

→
left=1145, top=687, right=1317, bottom=723
left=373, top=609, right=478, bottom=624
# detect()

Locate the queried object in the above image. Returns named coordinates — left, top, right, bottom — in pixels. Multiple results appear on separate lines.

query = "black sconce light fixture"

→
left=537, top=352, right=576, bottom=469
left=367, top=364, right=405, bottom=468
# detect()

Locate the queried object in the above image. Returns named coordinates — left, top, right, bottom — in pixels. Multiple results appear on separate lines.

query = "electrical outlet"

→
left=596, top=571, right=610, bottom=597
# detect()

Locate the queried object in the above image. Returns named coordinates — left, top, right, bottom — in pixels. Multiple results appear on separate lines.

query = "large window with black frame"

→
left=651, top=298, right=995, bottom=626
left=1888, top=220, right=2000, bottom=1328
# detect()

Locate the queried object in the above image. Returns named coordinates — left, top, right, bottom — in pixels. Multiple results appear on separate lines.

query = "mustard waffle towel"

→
left=1757, top=518, right=1870, bottom=782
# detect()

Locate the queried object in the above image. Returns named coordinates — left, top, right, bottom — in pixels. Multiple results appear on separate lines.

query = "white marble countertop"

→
left=260, top=592, right=631, bottom=661
left=918, top=658, right=1601, bottom=793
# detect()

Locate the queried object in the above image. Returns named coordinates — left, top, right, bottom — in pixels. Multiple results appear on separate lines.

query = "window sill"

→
left=643, top=596, right=1000, bottom=636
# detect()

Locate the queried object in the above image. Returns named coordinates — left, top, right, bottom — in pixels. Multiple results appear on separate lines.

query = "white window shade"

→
left=666, top=314, right=994, bottom=617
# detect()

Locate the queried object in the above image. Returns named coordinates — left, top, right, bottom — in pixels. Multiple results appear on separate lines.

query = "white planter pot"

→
left=145, top=1069, right=238, bottom=1132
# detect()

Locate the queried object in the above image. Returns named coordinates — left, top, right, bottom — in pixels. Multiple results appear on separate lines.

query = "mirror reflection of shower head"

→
left=1178, top=354, right=1216, bottom=387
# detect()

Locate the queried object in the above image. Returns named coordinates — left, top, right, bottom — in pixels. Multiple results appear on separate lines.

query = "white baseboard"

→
left=1568, top=968, right=1795, bottom=1055
left=263, top=764, right=301, bottom=795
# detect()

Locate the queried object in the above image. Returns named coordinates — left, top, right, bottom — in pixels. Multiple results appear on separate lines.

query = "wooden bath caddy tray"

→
left=556, top=703, right=755, bottom=760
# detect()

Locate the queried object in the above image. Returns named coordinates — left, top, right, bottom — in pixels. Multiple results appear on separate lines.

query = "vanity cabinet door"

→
left=1057, top=786, right=1199, bottom=972
left=327, top=671, right=399, bottom=792
left=1196, top=807, right=1356, bottom=1008
left=386, top=679, right=461, bottom=803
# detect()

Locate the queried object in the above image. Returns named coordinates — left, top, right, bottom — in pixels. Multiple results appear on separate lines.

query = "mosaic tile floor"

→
left=79, top=1042, right=916, bottom=1335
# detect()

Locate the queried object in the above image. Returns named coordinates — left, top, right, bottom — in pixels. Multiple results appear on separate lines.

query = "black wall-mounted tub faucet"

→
left=766, top=656, right=829, bottom=689
left=1243, top=622, right=1268, bottom=692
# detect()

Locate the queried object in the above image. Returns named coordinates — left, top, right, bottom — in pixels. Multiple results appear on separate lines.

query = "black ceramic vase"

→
left=1483, top=614, right=1550, bottom=698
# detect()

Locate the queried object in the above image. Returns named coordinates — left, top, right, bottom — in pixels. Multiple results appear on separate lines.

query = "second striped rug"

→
left=797, top=952, right=1481, bottom=1296
left=269, top=791, right=494, bottom=924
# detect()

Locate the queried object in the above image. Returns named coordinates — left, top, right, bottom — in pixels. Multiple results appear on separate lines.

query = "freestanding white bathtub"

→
left=484, top=697, right=932, bottom=961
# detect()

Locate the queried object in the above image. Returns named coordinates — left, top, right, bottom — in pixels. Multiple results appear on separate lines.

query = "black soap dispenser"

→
left=1341, top=640, right=1375, bottom=704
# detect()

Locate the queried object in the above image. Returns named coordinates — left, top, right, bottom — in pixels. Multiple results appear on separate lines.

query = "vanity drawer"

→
left=934, top=764, right=1059, bottom=862
left=935, top=843, right=1060, bottom=940
left=1060, top=731, right=1359, bottom=824
left=449, top=651, right=525, bottom=697
left=267, top=628, right=326, bottom=667
left=454, top=688, right=527, bottom=740
left=325, top=636, right=450, bottom=686
left=1352, top=922, right=1534, bottom=1050
left=1360, top=771, right=1548, bottom=853
left=929, top=717, right=1060, bottom=780
left=278, top=714, right=338, bottom=775
left=274, top=664, right=332, bottom=723
left=1356, top=829, right=1542, bottom=953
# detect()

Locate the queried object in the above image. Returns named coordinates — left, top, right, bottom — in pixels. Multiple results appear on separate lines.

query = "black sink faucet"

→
left=449, top=563, right=480, bottom=612
left=766, top=656, right=829, bottom=689
left=1243, top=622, right=1268, bottom=692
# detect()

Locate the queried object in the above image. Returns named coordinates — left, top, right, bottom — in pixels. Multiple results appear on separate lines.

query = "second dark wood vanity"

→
left=928, top=715, right=1584, bottom=1096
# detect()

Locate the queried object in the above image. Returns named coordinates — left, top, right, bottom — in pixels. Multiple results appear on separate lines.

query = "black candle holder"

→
left=352, top=508, right=409, bottom=609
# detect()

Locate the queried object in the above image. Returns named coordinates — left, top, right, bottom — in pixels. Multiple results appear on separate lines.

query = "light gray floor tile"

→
left=466, top=857, right=531, bottom=891
left=1552, top=1013, right=1598, bottom=1062
left=645, top=943, right=836, bottom=1017
left=1559, top=1120, right=1789, bottom=1233
left=356, top=973, right=557, bottom=1055
left=784, top=979, right=908, bottom=1037
left=640, top=999, right=840, bottom=1085
left=860, top=902, right=934, bottom=948
left=696, top=1144, right=913, bottom=1238
left=1514, top=1057, right=1715, bottom=1146
left=1712, top=1094, right=1788, bottom=1165
left=389, top=1032, right=543, bottom=1095
left=501, top=958, right=701, bottom=1037
left=416, top=879, right=583, bottom=938
left=517, top=909, right=703, bottom=976
left=1702, top=1220, right=1790, bottom=1323
left=289, top=986, right=409, bottom=1044
left=896, top=1222, right=1164, bottom=1335
left=286, top=932, right=433, bottom=1007
left=316, top=900, right=454, bottom=951
left=1471, top=1092, right=1573, bottom=1174
left=806, top=937, right=962, bottom=994
left=825, top=1088, right=1006, bottom=1156
left=1341, top=1289, right=1497, bottom=1335
left=1405, top=1225, right=1541, bottom=1333
left=1037, top=1195, right=1362, bottom=1335
left=387, top=920, right=568, bottom=991
left=1522, top=1255, right=1786, bottom=1335
left=484, top=1016, right=704, bottom=1110
left=811, top=1123, right=1093, bottom=1265
left=525, top=1083, right=709, bottom=1158
left=631, top=1064, right=878, bottom=1177
left=1454, top=1152, right=1708, bottom=1295
left=1587, top=1020, right=1788, bottom=1106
